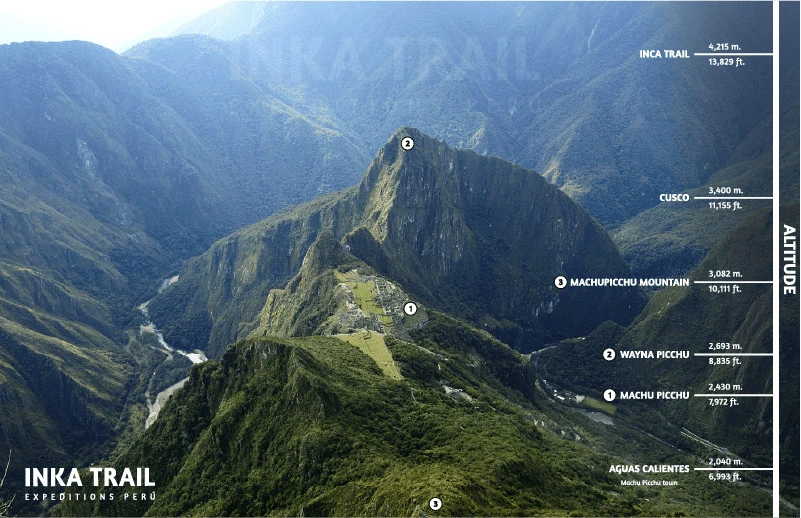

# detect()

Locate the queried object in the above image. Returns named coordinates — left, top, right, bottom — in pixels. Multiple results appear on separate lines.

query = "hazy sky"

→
left=0, top=0, right=228, bottom=52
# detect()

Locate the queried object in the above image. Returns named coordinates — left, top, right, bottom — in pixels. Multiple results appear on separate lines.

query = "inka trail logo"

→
left=23, top=467, right=156, bottom=504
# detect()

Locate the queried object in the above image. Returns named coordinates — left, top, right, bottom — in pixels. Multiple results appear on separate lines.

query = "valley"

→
left=0, top=2, right=796, bottom=516
left=137, top=276, right=207, bottom=429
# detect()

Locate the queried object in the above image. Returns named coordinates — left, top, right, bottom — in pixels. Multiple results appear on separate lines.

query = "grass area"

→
left=335, top=331, right=402, bottom=380
left=580, top=396, right=617, bottom=415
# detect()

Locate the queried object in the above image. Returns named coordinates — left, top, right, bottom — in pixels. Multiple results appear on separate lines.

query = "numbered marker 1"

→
left=404, top=302, right=418, bottom=316
left=604, top=389, right=616, bottom=402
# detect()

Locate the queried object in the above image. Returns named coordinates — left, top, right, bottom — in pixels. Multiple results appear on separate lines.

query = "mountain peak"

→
left=360, top=127, right=440, bottom=181
left=152, top=128, right=644, bottom=353
left=350, top=128, right=646, bottom=347
left=389, top=126, right=436, bottom=146
left=357, top=127, right=462, bottom=211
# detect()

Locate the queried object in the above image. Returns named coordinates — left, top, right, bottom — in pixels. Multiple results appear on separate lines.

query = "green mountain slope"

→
left=168, top=1, right=772, bottom=227
left=0, top=38, right=369, bottom=504
left=124, top=35, right=370, bottom=212
left=1, top=39, right=367, bottom=262
left=613, top=69, right=797, bottom=279
left=613, top=141, right=773, bottom=279
left=149, top=128, right=644, bottom=357
left=77, top=316, right=770, bottom=517
left=0, top=318, right=135, bottom=512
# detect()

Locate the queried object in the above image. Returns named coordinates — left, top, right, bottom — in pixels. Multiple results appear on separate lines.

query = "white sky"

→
left=0, top=0, right=229, bottom=52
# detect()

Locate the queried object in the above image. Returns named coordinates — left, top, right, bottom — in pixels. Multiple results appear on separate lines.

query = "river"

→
left=138, top=276, right=207, bottom=429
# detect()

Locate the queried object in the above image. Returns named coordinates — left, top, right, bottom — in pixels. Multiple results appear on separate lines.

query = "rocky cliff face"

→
left=151, top=128, right=644, bottom=355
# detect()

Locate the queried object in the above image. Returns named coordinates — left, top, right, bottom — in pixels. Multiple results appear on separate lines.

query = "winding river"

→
left=138, top=276, right=207, bottom=429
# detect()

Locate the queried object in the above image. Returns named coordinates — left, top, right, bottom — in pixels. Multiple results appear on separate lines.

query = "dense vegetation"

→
left=59, top=315, right=770, bottom=517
